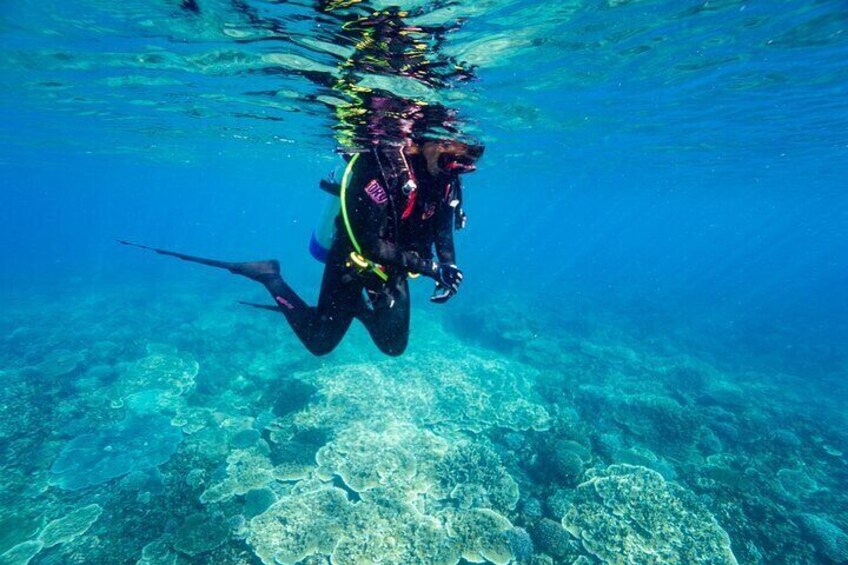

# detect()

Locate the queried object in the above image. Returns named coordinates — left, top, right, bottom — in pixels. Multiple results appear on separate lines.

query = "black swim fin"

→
left=237, top=300, right=281, bottom=312
left=117, top=240, right=280, bottom=282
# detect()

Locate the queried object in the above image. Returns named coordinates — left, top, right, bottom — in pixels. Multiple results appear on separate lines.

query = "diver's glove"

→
left=431, top=282, right=454, bottom=304
left=425, top=262, right=463, bottom=303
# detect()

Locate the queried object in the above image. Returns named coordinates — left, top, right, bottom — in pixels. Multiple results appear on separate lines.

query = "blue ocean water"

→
left=1, top=1, right=847, bottom=564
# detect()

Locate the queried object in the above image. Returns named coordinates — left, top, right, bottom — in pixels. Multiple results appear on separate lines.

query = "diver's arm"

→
left=434, top=196, right=456, bottom=265
left=429, top=183, right=463, bottom=303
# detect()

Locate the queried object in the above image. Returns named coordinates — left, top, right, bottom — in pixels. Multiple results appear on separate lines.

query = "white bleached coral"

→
left=248, top=422, right=519, bottom=565
left=562, top=465, right=738, bottom=564
left=294, top=353, right=550, bottom=434
left=315, top=422, right=448, bottom=498
left=200, top=447, right=275, bottom=503
left=434, top=440, right=519, bottom=513
left=247, top=479, right=352, bottom=565
left=118, top=352, right=198, bottom=397
left=38, top=504, right=102, bottom=548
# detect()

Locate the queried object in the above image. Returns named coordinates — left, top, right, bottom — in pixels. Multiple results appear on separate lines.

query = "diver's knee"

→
left=306, top=342, right=337, bottom=357
left=379, top=337, right=408, bottom=357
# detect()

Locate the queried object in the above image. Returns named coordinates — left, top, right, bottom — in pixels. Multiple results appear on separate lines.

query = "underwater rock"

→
left=562, top=464, right=738, bottom=564
left=172, top=512, right=229, bottom=557
left=0, top=540, right=43, bottom=565
left=38, top=504, right=102, bottom=548
left=797, top=513, right=848, bottom=563
left=50, top=414, right=183, bottom=490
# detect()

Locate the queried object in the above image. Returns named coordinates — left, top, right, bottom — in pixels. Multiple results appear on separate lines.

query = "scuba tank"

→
left=309, top=160, right=349, bottom=263
left=309, top=147, right=415, bottom=264
left=309, top=192, right=339, bottom=263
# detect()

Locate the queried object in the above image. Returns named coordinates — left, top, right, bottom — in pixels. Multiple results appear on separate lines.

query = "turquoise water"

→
left=1, top=1, right=847, bottom=564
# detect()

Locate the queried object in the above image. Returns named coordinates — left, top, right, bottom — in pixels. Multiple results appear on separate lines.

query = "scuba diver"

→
left=129, top=0, right=483, bottom=356
left=122, top=138, right=482, bottom=356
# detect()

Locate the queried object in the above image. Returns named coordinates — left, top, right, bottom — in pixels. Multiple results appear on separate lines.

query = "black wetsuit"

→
left=123, top=150, right=460, bottom=356
left=252, top=151, right=458, bottom=356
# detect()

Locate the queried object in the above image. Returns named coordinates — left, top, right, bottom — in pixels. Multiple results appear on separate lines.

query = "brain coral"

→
left=562, top=464, right=737, bottom=565
left=50, top=415, right=183, bottom=490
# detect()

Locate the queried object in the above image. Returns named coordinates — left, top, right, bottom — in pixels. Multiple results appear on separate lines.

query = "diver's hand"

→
left=437, top=263, right=463, bottom=292
left=428, top=263, right=463, bottom=303
left=431, top=282, right=454, bottom=304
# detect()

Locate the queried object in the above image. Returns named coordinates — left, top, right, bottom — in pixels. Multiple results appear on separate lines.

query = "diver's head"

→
left=414, top=138, right=484, bottom=177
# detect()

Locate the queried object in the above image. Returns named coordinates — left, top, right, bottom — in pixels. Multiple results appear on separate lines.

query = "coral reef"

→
left=172, top=512, right=230, bottom=557
left=247, top=480, right=351, bottom=564
left=435, top=440, right=520, bottom=513
left=562, top=465, right=738, bottom=564
left=1, top=282, right=845, bottom=564
left=293, top=352, right=551, bottom=434
left=50, top=415, right=183, bottom=490
left=797, top=513, right=848, bottom=563
left=531, top=518, right=577, bottom=560
left=0, top=540, right=43, bottom=565
left=39, top=504, right=103, bottom=548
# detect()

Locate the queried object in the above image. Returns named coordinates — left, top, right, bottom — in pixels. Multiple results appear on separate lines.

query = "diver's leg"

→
left=120, top=240, right=354, bottom=355
left=118, top=240, right=280, bottom=281
left=268, top=260, right=358, bottom=356
left=357, top=277, right=410, bottom=356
